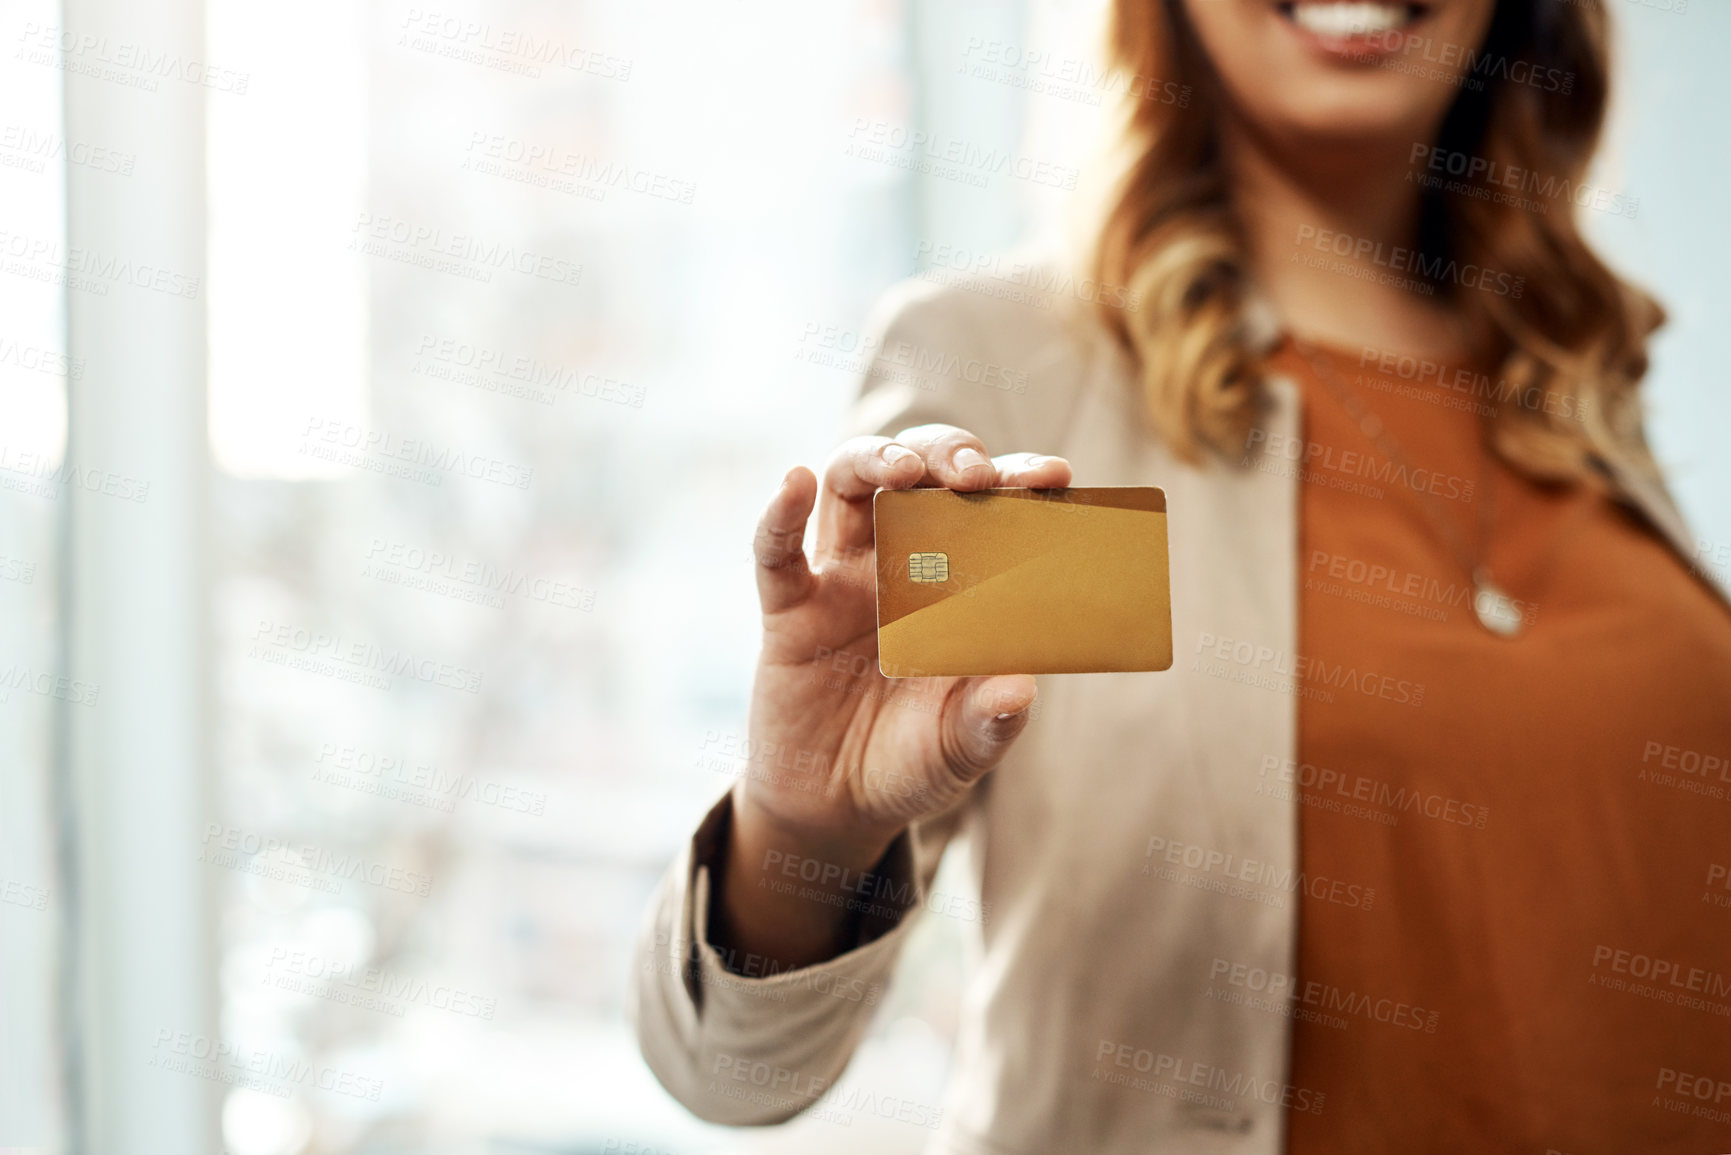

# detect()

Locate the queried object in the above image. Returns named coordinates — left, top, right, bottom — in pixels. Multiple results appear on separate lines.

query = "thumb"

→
left=940, top=675, right=1037, bottom=784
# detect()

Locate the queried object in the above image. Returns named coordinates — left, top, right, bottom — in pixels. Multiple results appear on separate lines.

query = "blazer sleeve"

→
left=627, top=793, right=965, bottom=1124
left=626, top=282, right=1007, bottom=1124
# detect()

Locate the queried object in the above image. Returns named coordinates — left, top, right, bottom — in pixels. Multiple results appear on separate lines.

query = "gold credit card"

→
left=873, top=486, right=1171, bottom=677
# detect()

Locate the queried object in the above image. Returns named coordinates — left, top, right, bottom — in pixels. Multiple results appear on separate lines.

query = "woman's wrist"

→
left=730, top=781, right=901, bottom=874
left=711, top=784, right=905, bottom=972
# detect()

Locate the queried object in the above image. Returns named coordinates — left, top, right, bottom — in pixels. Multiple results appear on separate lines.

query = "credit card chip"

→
left=909, top=552, right=949, bottom=583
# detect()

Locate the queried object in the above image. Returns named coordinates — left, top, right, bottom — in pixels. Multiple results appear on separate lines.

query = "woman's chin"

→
left=1219, top=73, right=1455, bottom=160
left=1262, top=85, right=1450, bottom=149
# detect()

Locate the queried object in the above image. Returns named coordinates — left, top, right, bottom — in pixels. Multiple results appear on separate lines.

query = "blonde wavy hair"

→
left=1090, top=0, right=1661, bottom=481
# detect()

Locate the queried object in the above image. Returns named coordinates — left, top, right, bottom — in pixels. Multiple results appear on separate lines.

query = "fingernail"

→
left=881, top=444, right=917, bottom=467
left=994, top=711, right=1018, bottom=721
left=1027, top=454, right=1056, bottom=467
left=953, top=447, right=990, bottom=473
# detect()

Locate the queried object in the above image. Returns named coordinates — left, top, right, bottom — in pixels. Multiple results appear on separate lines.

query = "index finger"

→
left=892, top=424, right=999, bottom=491
left=813, top=434, right=926, bottom=567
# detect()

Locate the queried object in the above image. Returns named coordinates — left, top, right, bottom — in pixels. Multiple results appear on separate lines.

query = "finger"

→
left=814, top=436, right=924, bottom=567
left=893, top=424, right=998, bottom=491
left=755, top=467, right=819, bottom=615
left=989, top=452, right=1073, bottom=489
left=939, top=675, right=1037, bottom=785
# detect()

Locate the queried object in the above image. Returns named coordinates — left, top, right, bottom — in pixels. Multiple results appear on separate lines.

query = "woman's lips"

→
left=1275, top=1, right=1432, bottom=62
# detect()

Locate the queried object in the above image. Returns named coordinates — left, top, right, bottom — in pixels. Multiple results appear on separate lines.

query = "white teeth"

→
left=1289, top=2, right=1413, bottom=38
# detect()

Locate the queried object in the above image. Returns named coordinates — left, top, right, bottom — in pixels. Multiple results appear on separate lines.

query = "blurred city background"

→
left=1, top=0, right=1726, bottom=1152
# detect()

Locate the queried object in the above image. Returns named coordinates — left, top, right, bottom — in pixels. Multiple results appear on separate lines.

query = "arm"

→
left=628, top=792, right=965, bottom=1124
left=627, top=288, right=1062, bottom=1123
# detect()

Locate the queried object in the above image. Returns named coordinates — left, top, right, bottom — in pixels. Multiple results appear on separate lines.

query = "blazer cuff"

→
left=630, top=792, right=923, bottom=1124
left=685, top=791, right=918, bottom=1010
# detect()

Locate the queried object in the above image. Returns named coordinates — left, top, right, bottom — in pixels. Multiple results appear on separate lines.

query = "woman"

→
left=634, top=0, right=1731, bottom=1150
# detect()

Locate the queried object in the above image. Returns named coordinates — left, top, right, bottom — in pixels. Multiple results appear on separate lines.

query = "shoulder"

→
left=864, top=245, right=1114, bottom=366
left=850, top=245, right=1127, bottom=450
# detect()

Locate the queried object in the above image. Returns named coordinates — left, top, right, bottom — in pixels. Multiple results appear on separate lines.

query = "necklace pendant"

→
left=1472, top=575, right=1524, bottom=638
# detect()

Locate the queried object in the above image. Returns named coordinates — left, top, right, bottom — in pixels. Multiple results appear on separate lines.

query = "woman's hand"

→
left=712, top=424, right=1071, bottom=970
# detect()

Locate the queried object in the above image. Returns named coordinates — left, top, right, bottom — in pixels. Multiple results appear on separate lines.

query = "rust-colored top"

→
left=1276, top=340, right=1731, bottom=1152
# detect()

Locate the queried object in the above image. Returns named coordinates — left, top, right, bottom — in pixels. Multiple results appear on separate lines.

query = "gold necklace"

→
left=1291, top=338, right=1527, bottom=638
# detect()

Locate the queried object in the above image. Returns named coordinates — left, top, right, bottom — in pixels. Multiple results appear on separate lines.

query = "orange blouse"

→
left=1276, top=340, right=1731, bottom=1152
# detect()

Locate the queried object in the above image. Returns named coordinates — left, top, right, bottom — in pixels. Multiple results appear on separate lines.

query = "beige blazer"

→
left=629, top=266, right=1728, bottom=1154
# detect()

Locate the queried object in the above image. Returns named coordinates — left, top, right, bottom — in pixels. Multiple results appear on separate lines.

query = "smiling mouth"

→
left=1276, top=2, right=1431, bottom=39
